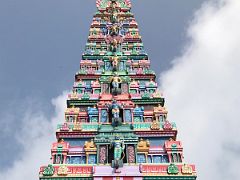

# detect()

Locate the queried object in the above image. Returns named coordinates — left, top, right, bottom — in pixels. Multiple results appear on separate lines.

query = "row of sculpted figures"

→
left=50, top=137, right=184, bottom=169
left=64, top=102, right=168, bottom=127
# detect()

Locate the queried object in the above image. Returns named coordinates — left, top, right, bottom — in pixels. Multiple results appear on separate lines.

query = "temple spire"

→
left=39, top=1, right=197, bottom=179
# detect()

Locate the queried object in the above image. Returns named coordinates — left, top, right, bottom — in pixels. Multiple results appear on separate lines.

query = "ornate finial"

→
left=58, top=138, right=64, bottom=143
left=96, top=0, right=132, bottom=10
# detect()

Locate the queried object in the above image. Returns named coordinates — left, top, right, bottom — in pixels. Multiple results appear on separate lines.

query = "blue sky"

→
left=1, top=0, right=240, bottom=179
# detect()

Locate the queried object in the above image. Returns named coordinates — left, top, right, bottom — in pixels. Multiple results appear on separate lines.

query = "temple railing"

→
left=133, top=122, right=152, bottom=130
left=57, top=122, right=177, bottom=132
left=39, top=163, right=196, bottom=178
left=57, top=123, right=99, bottom=132
left=39, top=164, right=93, bottom=178
left=140, top=163, right=197, bottom=176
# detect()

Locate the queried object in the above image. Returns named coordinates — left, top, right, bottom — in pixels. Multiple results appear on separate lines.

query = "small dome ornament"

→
left=167, top=163, right=179, bottom=175
left=58, top=165, right=68, bottom=176
left=182, top=164, right=193, bottom=175
left=150, top=120, right=160, bottom=130
left=43, top=164, right=55, bottom=176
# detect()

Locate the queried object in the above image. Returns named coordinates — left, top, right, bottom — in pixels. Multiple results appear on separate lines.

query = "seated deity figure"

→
left=110, top=24, right=120, bottom=36
left=111, top=10, right=118, bottom=23
left=111, top=74, right=122, bottom=89
left=110, top=38, right=119, bottom=52
left=110, top=56, right=120, bottom=70
left=102, top=27, right=108, bottom=35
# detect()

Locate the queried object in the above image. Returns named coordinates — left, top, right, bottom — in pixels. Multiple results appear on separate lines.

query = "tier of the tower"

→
left=39, top=0, right=197, bottom=179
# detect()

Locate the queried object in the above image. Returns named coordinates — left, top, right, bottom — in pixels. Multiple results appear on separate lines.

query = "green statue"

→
left=111, top=138, right=125, bottom=169
left=113, top=139, right=125, bottom=160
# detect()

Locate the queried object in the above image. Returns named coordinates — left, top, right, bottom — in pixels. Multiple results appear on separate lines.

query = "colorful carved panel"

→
left=127, top=145, right=135, bottom=163
left=124, top=109, right=132, bottom=123
left=99, top=145, right=107, bottom=164
left=101, top=109, right=108, bottom=123
left=41, top=165, right=93, bottom=177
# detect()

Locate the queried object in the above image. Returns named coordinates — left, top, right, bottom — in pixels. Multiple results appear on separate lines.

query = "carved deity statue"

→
left=110, top=24, right=120, bottom=36
left=110, top=100, right=121, bottom=119
left=110, top=56, right=120, bottom=70
left=113, top=139, right=125, bottom=160
left=111, top=74, right=122, bottom=89
left=108, top=0, right=119, bottom=23
left=111, top=11, right=118, bottom=23
left=110, top=137, right=125, bottom=169
left=107, top=100, right=123, bottom=127
left=110, top=38, right=119, bottom=52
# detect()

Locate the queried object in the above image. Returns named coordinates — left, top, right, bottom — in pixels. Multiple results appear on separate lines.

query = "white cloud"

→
left=0, top=91, right=68, bottom=180
left=160, top=0, right=240, bottom=179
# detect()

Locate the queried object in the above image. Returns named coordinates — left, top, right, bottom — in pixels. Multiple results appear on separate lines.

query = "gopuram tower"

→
left=39, top=0, right=197, bottom=179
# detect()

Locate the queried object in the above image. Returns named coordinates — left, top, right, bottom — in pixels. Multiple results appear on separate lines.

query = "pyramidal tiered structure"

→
left=39, top=0, right=197, bottom=179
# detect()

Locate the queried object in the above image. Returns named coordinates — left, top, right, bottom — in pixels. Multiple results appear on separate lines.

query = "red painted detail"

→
left=140, top=164, right=196, bottom=173
left=124, top=178, right=134, bottom=180
left=163, top=121, right=173, bottom=130
left=103, top=178, right=113, bottom=180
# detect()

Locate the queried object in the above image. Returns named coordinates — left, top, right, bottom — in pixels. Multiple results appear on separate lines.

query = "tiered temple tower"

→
left=39, top=0, right=197, bottom=179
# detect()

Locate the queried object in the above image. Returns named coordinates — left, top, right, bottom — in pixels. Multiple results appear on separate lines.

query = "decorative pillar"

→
left=134, top=144, right=137, bottom=164
left=168, top=153, right=172, bottom=163
left=63, top=155, right=67, bottom=164
left=97, top=145, right=100, bottom=164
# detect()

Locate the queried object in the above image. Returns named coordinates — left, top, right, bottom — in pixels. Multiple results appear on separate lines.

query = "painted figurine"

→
left=111, top=74, right=122, bottom=89
left=110, top=56, right=120, bottom=70
left=113, top=139, right=125, bottom=160
left=110, top=38, right=119, bottom=52
left=110, top=24, right=120, bottom=36
left=111, top=100, right=121, bottom=119
left=111, top=137, right=125, bottom=169
left=107, top=100, right=123, bottom=126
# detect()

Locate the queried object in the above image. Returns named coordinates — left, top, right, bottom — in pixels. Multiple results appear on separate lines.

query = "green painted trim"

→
left=82, top=55, right=148, bottom=60
left=132, top=98, right=165, bottom=106
left=40, top=178, right=93, bottom=180
left=67, top=100, right=99, bottom=106
left=143, top=176, right=197, bottom=180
